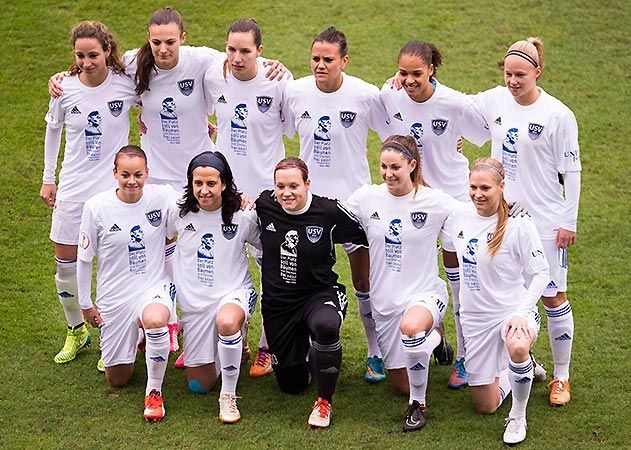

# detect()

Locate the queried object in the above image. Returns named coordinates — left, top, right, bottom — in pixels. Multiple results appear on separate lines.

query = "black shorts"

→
left=263, top=285, right=348, bottom=369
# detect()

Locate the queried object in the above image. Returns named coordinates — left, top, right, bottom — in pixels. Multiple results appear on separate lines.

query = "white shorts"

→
left=342, top=242, right=365, bottom=254
left=374, top=290, right=448, bottom=370
left=49, top=200, right=85, bottom=245
left=541, top=238, right=568, bottom=296
left=464, top=309, right=540, bottom=387
left=99, top=282, right=176, bottom=367
left=182, top=288, right=256, bottom=368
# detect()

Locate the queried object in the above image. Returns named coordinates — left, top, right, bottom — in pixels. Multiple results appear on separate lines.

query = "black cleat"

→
left=432, top=323, right=454, bottom=366
left=403, top=401, right=427, bottom=432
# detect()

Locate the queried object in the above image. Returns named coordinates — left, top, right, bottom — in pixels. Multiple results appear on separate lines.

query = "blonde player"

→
left=344, top=136, right=460, bottom=432
left=449, top=157, right=549, bottom=444
left=77, top=146, right=178, bottom=422
left=470, top=37, right=581, bottom=406
left=169, top=151, right=260, bottom=423
left=40, top=21, right=136, bottom=365
left=283, top=26, right=391, bottom=383
left=380, top=40, right=490, bottom=389
left=205, top=19, right=293, bottom=376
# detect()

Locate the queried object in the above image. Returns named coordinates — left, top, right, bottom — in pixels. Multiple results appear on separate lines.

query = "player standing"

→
left=470, top=37, right=581, bottom=406
left=283, top=27, right=391, bottom=383
left=380, top=40, right=490, bottom=389
left=40, top=21, right=136, bottom=366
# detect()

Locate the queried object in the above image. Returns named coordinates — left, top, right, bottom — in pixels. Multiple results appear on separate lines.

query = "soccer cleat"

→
left=96, top=358, right=105, bottom=373
left=548, top=379, right=571, bottom=406
left=448, top=357, right=468, bottom=390
left=308, top=397, right=332, bottom=428
left=54, top=324, right=92, bottom=364
left=531, top=353, right=547, bottom=382
left=174, top=353, right=185, bottom=369
left=218, top=393, right=241, bottom=423
left=167, top=322, right=180, bottom=353
left=364, top=355, right=386, bottom=383
left=432, top=324, right=454, bottom=366
left=402, top=400, right=427, bottom=432
left=143, top=390, right=165, bottom=422
left=249, top=347, right=273, bottom=377
left=503, top=416, right=527, bottom=444
left=241, top=343, right=252, bottom=365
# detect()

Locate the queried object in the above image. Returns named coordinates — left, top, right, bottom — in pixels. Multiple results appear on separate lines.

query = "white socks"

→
left=402, top=329, right=441, bottom=405
left=219, top=331, right=243, bottom=395
left=508, top=357, right=533, bottom=418
left=545, top=301, right=573, bottom=379
left=357, top=290, right=382, bottom=358
left=444, top=267, right=464, bottom=359
left=145, top=326, right=169, bottom=395
left=55, top=258, right=83, bottom=328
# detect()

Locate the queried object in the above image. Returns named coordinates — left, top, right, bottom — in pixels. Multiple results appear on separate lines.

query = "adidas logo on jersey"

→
left=300, top=111, right=311, bottom=119
left=184, top=223, right=196, bottom=232
left=409, top=362, right=426, bottom=371
left=70, top=106, right=81, bottom=114
left=217, top=95, right=227, bottom=104
left=266, top=222, right=276, bottom=232
left=555, top=333, right=572, bottom=341
left=369, top=211, right=380, bottom=220
left=457, top=230, right=464, bottom=239
left=494, top=116, right=502, bottom=125
left=393, top=112, right=403, bottom=121
left=109, top=223, right=121, bottom=232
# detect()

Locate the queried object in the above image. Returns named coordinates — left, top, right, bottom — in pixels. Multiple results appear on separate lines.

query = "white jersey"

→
left=44, top=70, right=137, bottom=201
left=345, top=183, right=457, bottom=318
left=168, top=205, right=261, bottom=314
left=283, top=73, right=391, bottom=200
left=471, top=86, right=582, bottom=238
left=448, top=206, right=549, bottom=334
left=205, top=59, right=293, bottom=197
left=380, top=81, right=489, bottom=201
left=78, top=184, right=178, bottom=313
left=124, top=46, right=224, bottom=184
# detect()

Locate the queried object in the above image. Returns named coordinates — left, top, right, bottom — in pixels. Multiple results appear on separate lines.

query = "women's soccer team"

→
left=41, top=7, right=581, bottom=445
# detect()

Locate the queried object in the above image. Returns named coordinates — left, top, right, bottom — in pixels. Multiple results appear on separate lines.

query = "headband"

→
left=381, top=141, right=415, bottom=162
left=505, top=49, right=539, bottom=68
left=472, top=162, right=504, bottom=179
left=187, top=151, right=226, bottom=178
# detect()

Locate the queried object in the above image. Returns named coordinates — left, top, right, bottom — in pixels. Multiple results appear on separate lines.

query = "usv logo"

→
left=222, top=224, right=238, bottom=240
left=431, top=119, right=449, bottom=136
left=410, top=211, right=427, bottom=229
left=306, top=225, right=323, bottom=243
left=178, top=79, right=194, bottom=96
left=339, top=111, right=357, bottom=128
left=528, top=123, right=544, bottom=140
left=256, top=96, right=273, bottom=113
left=108, top=100, right=123, bottom=117
left=145, top=209, right=162, bottom=227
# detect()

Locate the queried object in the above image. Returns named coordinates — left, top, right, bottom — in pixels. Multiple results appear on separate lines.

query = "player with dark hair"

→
left=254, top=156, right=368, bottom=428
left=40, top=20, right=136, bottom=366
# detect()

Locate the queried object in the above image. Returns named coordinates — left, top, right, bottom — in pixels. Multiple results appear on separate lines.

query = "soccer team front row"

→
left=41, top=7, right=581, bottom=445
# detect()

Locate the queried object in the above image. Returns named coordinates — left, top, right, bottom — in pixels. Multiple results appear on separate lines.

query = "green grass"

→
left=1, top=0, right=630, bottom=448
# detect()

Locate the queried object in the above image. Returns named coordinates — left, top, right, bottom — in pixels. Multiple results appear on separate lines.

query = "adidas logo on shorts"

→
left=217, top=95, right=227, bottom=104
left=109, top=223, right=121, bottom=232
left=184, top=223, right=196, bottom=232
left=300, top=111, right=311, bottom=119
left=266, top=222, right=276, bottom=232
left=370, top=211, right=380, bottom=220
left=70, top=106, right=81, bottom=114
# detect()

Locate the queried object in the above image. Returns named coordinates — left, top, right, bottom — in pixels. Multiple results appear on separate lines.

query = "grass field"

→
left=1, top=0, right=630, bottom=448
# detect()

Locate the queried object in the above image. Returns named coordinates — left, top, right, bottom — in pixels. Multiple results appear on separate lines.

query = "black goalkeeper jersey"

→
left=255, top=190, right=367, bottom=315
